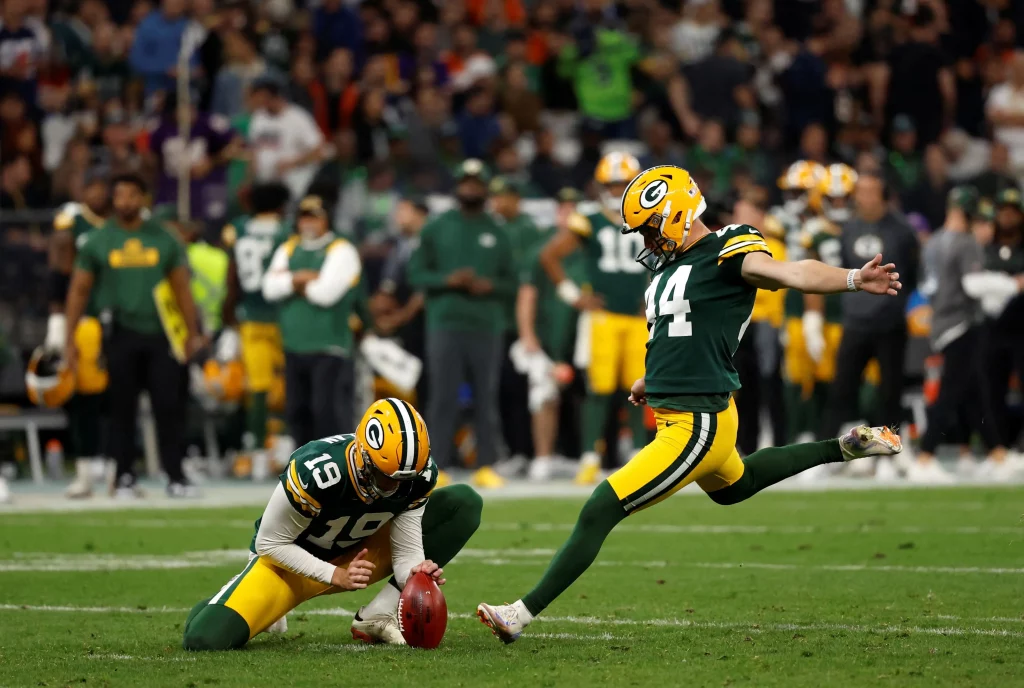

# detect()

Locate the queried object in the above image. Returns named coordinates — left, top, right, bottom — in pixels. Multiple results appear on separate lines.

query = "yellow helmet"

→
left=25, top=347, right=76, bottom=408
left=619, top=165, right=707, bottom=271
left=778, top=160, right=826, bottom=217
left=818, top=163, right=858, bottom=222
left=353, top=397, right=431, bottom=502
left=595, top=152, right=642, bottom=212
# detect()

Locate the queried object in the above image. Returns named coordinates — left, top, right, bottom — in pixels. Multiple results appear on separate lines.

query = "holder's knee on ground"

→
left=182, top=600, right=250, bottom=651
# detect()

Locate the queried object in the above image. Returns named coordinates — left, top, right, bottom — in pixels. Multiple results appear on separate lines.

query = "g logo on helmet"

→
left=640, top=180, right=668, bottom=209
left=365, top=417, right=384, bottom=450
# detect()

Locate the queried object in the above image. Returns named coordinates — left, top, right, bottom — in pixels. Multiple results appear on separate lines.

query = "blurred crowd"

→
left=3, top=0, right=1024, bottom=498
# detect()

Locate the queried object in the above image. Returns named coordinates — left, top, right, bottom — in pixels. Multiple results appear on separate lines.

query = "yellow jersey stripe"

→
left=723, top=234, right=765, bottom=248
left=719, top=239, right=770, bottom=257
left=287, top=461, right=322, bottom=510
left=284, top=476, right=318, bottom=516
left=718, top=243, right=771, bottom=265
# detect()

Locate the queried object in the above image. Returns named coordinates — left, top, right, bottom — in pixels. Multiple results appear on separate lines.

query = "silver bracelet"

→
left=847, top=269, right=859, bottom=292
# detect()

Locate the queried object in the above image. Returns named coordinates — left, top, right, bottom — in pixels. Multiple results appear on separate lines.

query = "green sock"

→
left=625, top=403, right=648, bottom=451
left=182, top=601, right=251, bottom=651
left=522, top=481, right=626, bottom=616
left=247, top=392, right=269, bottom=448
left=582, top=394, right=614, bottom=454
left=708, top=439, right=844, bottom=506
left=386, top=484, right=483, bottom=591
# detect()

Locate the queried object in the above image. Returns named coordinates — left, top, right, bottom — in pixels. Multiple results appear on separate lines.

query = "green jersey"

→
left=644, top=224, right=772, bottom=413
left=522, top=243, right=586, bottom=361
left=55, top=203, right=107, bottom=316
left=75, top=219, right=187, bottom=335
left=250, top=434, right=438, bottom=562
left=804, top=223, right=844, bottom=323
left=574, top=205, right=649, bottom=315
left=224, top=214, right=291, bottom=323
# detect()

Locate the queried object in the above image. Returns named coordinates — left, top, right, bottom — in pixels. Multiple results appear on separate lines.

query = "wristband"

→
left=556, top=280, right=582, bottom=306
left=847, top=269, right=860, bottom=292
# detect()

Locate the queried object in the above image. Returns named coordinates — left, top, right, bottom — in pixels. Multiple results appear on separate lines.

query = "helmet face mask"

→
left=356, top=448, right=403, bottom=500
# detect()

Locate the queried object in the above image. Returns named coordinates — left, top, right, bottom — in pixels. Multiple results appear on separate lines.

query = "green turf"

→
left=2, top=487, right=1024, bottom=687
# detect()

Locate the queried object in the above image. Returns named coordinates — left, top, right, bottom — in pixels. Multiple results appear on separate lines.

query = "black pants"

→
left=734, top=322, right=786, bottom=454
left=107, top=327, right=187, bottom=485
left=985, top=325, right=1024, bottom=449
left=284, top=352, right=354, bottom=446
left=499, top=332, right=533, bottom=459
left=920, top=326, right=1002, bottom=454
left=822, top=324, right=907, bottom=437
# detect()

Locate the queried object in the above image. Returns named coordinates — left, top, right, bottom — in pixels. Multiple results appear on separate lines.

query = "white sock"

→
left=512, top=599, right=534, bottom=626
left=360, top=582, right=400, bottom=618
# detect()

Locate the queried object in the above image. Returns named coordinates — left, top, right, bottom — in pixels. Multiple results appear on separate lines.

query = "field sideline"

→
left=1, top=485, right=1023, bottom=687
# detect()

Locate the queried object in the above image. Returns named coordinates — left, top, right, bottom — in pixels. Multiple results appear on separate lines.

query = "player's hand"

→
left=332, top=549, right=375, bottom=590
left=576, top=292, right=605, bottom=311
left=410, top=559, right=445, bottom=586
left=292, top=270, right=318, bottom=294
left=446, top=268, right=475, bottom=289
left=628, top=377, right=647, bottom=406
left=185, top=334, right=208, bottom=361
left=468, top=277, right=493, bottom=295
left=856, top=254, right=901, bottom=296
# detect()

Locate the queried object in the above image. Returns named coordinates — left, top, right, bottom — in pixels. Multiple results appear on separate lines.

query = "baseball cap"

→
left=975, top=197, right=996, bottom=221
left=456, top=158, right=491, bottom=184
left=489, top=176, right=522, bottom=196
left=297, top=195, right=328, bottom=218
left=892, top=114, right=916, bottom=134
left=947, top=185, right=979, bottom=215
left=556, top=187, right=582, bottom=203
left=995, top=187, right=1023, bottom=209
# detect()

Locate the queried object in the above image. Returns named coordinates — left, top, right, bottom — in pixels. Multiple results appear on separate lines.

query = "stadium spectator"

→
left=210, top=29, right=275, bottom=119
left=262, top=195, right=362, bottom=445
left=128, top=0, right=193, bottom=97
left=986, top=52, right=1024, bottom=175
left=972, top=142, right=1019, bottom=200
left=684, top=28, right=752, bottom=130
left=408, top=160, right=515, bottom=488
left=639, top=119, right=686, bottom=171
left=942, top=129, right=991, bottom=184
left=64, top=173, right=204, bottom=497
left=456, top=85, right=502, bottom=161
left=902, top=145, right=952, bottom=231
left=312, top=0, right=363, bottom=65
left=821, top=172, right=919, bottom=477
left=885, top=115, right=923, bottom=196
left=0, top=0, right=50, bottom=112
left=248, top=76, right=328, bottom=202
left=528, top=129, right=569, bottom=199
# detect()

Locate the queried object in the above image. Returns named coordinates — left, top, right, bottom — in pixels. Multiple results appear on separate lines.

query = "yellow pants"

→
left=588, top=311, right=648, bottom=394
left=608, top=400, right=744, bottom=514
left=240, top=322, right=284, bottom=393
left=785, top=318, right=881, bottom=392
left=209, top=526, right=394, bottom=639
left=74, top=317, right=108, bottom=394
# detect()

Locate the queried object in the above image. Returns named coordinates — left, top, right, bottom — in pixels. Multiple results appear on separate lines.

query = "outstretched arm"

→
left=741, top=252, right=901, bottom=296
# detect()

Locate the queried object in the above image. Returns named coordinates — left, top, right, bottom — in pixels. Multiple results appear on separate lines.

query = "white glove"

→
left=360, top=334, right=422, bottom=392
left=215, top=328, right=241, bottom=363
left=45, top=314, right=67, bottom=353
left=802, top=310, right=826, bottom=363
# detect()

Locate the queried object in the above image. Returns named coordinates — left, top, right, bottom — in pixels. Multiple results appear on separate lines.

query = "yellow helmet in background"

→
left=818, top=163, right=859, bottom=222
left=595, top=152, right=642, bottom=212
left=353, top=397, right=431, bottom=502
left=620, top=165, right=707, bottom=271
left=25, top=348, right=76, bottom=408
left=778, top=161, right=827, bottom=217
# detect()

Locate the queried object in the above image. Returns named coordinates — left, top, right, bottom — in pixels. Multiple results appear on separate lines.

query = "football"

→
left=398, top=571, right=447, bottom=649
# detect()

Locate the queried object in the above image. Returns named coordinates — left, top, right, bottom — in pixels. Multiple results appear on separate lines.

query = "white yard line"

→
left=478, top=523, right=1024, bottom=535
left=86, top=653, right=196, bottom=662
left=2, top=549, right=1023, bottom=575
left=2, top=603, right=1022, bottom=639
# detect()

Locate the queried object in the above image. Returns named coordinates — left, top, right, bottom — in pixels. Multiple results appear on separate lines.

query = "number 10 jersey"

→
left=643, top=224, right=772, bottom=411
left=248, top=434, right=438, bottom=561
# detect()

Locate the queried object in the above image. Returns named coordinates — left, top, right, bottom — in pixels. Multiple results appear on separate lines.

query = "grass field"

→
left=2, top=486, right=1024, bottom=687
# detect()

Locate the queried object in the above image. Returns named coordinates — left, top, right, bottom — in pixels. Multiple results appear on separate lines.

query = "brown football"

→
left=398, top=571, right=447, bottom=649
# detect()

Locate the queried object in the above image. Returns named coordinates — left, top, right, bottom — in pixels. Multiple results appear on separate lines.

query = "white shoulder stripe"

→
left=719, top=240, right=769, bottom=256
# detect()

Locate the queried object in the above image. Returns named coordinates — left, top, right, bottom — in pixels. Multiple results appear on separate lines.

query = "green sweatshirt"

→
left=408, top=209, right=516, bottom=333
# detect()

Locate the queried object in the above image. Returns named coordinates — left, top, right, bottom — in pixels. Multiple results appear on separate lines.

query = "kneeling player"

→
left=183, top=398, right=482, bottom=650
left=478, top=166, right=902, bottom=642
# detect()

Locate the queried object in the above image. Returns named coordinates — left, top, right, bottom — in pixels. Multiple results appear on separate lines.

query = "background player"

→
left=478, top=166, right=902, bottom=642
left=539, top=153, right=650, bottom=484
left=48, top=175, right=110, bottom=498
left=219, top=182, right=293, bottom=479
left=183, top=398, right=482, bottom=650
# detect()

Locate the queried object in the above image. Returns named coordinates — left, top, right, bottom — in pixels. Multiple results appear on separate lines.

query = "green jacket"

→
left=408, top=209, right=517, bottom=333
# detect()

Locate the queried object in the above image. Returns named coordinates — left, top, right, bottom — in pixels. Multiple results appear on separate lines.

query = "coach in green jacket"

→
left=408, top=159, right=516, bottom=487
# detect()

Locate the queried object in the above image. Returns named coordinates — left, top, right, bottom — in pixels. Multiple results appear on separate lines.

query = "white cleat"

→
left=976, top=457, right=1018, bottom=482
left=477, top=602, right=527, bottom=644
left=839, top=425, right=902, bottom=461
left=351, top=608, right=406, bottom=645
left=266, top=615, right=288, bottom=634
left=528, top=457, right=553, bottom=482
left=906, top=459, right=956, bottom=484
left=956, top=456, right=978, bottom=478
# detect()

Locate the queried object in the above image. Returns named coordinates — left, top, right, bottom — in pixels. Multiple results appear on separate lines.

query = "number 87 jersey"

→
left=250, top=433, right=438, bottom=562
left=643, top=223, right=773, bottom=400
